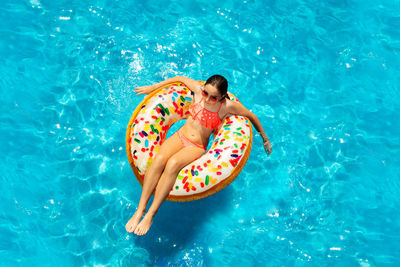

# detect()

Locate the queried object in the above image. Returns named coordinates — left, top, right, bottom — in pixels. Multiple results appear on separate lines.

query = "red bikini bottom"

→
left=177, top=130, right=206, bottom=150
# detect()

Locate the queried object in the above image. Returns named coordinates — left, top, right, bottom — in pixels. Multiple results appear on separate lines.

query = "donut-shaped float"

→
left=126, top=82, right=253, bottom=201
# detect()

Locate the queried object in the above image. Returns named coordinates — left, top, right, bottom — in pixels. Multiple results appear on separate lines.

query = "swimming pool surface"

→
left=1, top=0, right=400, bottom=265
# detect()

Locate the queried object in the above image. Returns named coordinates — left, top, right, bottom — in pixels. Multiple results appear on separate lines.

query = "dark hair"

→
left=205, top=74, right=230, bottom=100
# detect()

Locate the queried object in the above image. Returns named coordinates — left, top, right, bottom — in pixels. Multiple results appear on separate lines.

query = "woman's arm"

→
left=133, top=76, right=201, bottom=95
left=227, top=101, right=272, bottom=155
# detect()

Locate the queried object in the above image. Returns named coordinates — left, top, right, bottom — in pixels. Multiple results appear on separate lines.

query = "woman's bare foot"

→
left=125, top=208, right=145, bottom=233
left=134, top=212, right=154, bottom=236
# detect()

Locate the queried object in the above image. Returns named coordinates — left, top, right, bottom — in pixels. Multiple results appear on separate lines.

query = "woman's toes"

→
left=125, top=210, right=144, bottom=233
left=134, top=226, right=140, bottom=235
left=133, top=214, right=153, bottom=236
left=134, top=223, right=143, bottom=235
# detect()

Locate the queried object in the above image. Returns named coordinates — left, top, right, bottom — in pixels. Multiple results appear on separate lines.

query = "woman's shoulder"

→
left=223, top=98, right=248, bottom=115
left=219, top=98, right=232, bottom=119
left=223, top=97, right=235, bottom=109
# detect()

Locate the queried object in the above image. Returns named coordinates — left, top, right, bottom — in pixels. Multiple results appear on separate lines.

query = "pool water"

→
left=1, top=0, right=400, bottom=265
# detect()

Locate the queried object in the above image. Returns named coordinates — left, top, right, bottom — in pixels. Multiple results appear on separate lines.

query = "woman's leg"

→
left=134, top=146, right=205, bottom=235
left=125, top=132, right=183, bottom=233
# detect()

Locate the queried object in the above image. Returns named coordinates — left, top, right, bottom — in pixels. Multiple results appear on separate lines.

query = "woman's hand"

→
left=260, top=132, right=272, bottom=155
left=133, top=85, right=155, bottom=95
left=263, top=138, right=272, bottom=155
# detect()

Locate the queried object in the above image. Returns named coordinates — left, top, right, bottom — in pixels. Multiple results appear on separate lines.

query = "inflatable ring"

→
left=126, top=81, right=253, bottom=201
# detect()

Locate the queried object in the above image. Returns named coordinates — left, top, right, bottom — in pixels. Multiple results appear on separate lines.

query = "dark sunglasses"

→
left=201, top=86, right=224, bottom=102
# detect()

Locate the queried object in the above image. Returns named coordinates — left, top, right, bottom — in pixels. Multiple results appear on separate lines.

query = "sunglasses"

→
left=201, top=86, right=224, bottom=102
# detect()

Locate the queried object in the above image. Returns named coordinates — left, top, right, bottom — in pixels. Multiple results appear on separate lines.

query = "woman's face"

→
left=201, top=84, right=223, bottom=104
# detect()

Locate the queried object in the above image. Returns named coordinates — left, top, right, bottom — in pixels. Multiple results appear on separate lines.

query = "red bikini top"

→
left=189, top=96, right=224, bottom=130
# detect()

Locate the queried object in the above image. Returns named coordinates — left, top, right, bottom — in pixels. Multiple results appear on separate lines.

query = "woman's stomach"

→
left=180, top=118, right=213, bottom=147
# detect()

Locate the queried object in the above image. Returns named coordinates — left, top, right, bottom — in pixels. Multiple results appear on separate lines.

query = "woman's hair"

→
left=205, top=74, right=230, bottom=100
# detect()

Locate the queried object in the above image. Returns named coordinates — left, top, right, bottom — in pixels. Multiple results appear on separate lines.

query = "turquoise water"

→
left=1, top=0, right=400, bottom=265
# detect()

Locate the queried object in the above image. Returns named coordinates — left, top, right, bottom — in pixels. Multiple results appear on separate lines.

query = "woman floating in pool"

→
left=125, top=75, right=272, bottom=235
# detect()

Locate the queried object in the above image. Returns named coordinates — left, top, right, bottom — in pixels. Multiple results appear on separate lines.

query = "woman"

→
left=125, top=75, right=272, bottom=235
